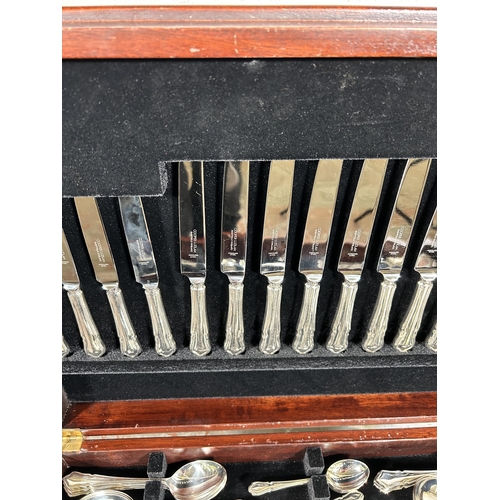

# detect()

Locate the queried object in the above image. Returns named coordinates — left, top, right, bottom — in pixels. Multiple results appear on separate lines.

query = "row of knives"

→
left=62, top=158, right=437, bottom=359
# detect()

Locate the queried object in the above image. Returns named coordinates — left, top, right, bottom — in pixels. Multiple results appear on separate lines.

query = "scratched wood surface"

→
left=62, top=5, right=437, bottom=59
left=63, top=392, right=437, bottom=467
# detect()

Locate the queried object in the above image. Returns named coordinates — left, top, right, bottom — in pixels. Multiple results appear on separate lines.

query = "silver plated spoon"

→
left=62, top=459, right=227, bottom=500
left=373, top=469, right=437, bottom=494
left=413, top=476, right=437, bottom=500
left=248, top=458, right=369, bottom=498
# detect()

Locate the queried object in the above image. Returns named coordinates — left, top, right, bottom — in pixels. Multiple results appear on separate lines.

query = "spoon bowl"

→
left=413, top=476, right=437, bottom=500
left=326, top=459, right=370, bottom=493
left=62, top=459, right=227, bottom=500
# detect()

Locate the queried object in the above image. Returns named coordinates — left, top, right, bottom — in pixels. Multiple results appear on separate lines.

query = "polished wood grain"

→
left=62, top=6, right=437, bottom=59
left=63, top=392, right=436, bottom=467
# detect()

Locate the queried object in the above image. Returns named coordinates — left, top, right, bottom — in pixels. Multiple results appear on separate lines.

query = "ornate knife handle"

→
left=105, top=285, right=142, bottom=358
left=144, top=285, right=176, bottom=357
left=373, top=470, right=437, bottom=493
left=293, top=279, right=320, bottom=354
left=362, top=278, right=397, bottom=353
left=425, top=321, right=437, bottom=352
left=259, top=281, right=283, bottom=354
left=224, top=281, right=245, bottom=355
left=326, top=280, right=358, bottom=353
left=393, top=278, right=434, bottom=352
left=62, top=336, right=71, bottom=357
left=66, top=287, right=106, bottom=357
left=248, top=478, right=310, bottom=496
left=189, top=280, right=211, bottom=356
left=62, top=471, right=166, bottom=497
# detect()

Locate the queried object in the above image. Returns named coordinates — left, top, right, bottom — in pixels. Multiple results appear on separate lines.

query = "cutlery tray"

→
left=62, top=44, right=436, bottom=486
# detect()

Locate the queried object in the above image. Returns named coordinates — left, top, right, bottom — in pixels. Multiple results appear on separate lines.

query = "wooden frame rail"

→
left=62, top=392, right=437, bottom=467
left=62, top=5, right=437, bottom=59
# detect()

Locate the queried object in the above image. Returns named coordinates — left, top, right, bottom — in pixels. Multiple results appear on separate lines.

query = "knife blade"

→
left=292, top=159, right=343, bottom=354
left=362, top=158, right=431, bottom=353
left=62, top=228, right=106, bottom=357
left=74, top=197, right=142, bottom=358
left=259, top=160, right=295, bottom=354
left=220, top=160, right=250, bottom=355
left=392, top=206, right=437, bottom=352
left=326, top=158, right=388, bottom=354
left=178, top=161, right=210, bottom=356
left=118, top=196, right=176, bottom=357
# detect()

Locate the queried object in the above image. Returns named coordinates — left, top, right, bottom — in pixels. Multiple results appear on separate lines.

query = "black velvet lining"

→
left=62, top=58, right=436, bottom=197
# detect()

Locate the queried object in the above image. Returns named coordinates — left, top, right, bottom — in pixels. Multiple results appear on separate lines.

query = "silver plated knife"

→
left=425, top=321, right=437, bottom=352
left=362, top=158, right=431, bottom=353
left=62, top=336, right=71, bottom=357
left=62, top=228, right=106, bottom=357
left=220, top=160, right=250, bottom=355
left=393, top=207, right=437, bottom=352
left=326, top=158, right=388, bottom=354
left=119, top=196, right=176, bottom=357
left=178, top=161, right=210, bottom=356
left=259, top=160, right=295, bottom=355
left=74, top=197, right=142, bottom=358
left=292, top=159, right=343, bottom=354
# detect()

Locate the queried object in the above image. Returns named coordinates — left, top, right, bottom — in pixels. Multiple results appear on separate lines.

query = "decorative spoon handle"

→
left=62, top=471, right=169, bottom=497
left=248, top=478, right=310, bottom=496
left=373, top=470, right=437, bottom=493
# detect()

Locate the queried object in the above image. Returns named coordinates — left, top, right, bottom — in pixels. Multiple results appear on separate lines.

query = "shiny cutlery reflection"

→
left=293, top=159, right=343, bottom=354
left=425, top=321, right=437, bottom=352
left=119, top=196, right=176, bottom=357
left=62, top=336, right=71, bottom=357
left=326, top=159, right=388, bottom=353
left=221, top=161, right=250, bottom=355
left=62, top=228, right=106, bottom=357
left=393, top=207, right=437, bottom=352
left=74, top=197, right=142, bottom=358
left=362, top=158, right=431, bottom=353
left=259, top=160, right=295, bottom=354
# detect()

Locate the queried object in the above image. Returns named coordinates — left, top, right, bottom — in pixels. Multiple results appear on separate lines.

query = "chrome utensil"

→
left=373, top=469, right=437, bottom=494
left=393, top=207, right=437, bottom=352
left=292, top=159, right=343, bottom=354
left=63, top=460, right=227, bottom=500
left=362, top=158, right=431, bottom=352
left=179, top=161, right=210, bottom=356
left=74, top=197, right=141, bottom=357
left=62, top=335, right=71, bottom=357
left=425, top=321, right=437, bottom=352
left=326, top=159, right=388, bottom=353
left=413, top=476, right=437, bottom=500
left=62, top=228, right=106, bottom=357
left=248, top=458, right=369, bottom=497
left=220, top=160, right=250, bottom=355
left=80, top=491, right=134, bottom=500
left=119, top=196, right=176, bottom=357
left=259, top=160, right=295, bottom=354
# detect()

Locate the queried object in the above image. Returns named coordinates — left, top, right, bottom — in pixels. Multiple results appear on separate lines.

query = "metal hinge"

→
left=62, top=428, right=84, bottom=453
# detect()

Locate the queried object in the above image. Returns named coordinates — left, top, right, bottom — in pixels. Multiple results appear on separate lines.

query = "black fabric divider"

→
left=62, top=58, right=436, bottom=197
left=62, top=159, right=436, bottom=402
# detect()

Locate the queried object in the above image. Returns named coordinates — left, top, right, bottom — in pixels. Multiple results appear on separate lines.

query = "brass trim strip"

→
left=62, top=428, right=84, bottom=452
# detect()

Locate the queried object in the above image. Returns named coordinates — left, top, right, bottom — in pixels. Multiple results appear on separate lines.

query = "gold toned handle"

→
left=67, top=287, right=106, bottom=357
left=326, top=280, right=358, bottom=353
left=293, top=280, right=320, bottom=354
left=224, top=281, right=245, bottom=355
left=259, top=281, right=283, bottom=354
left=393, top=278, right=434, bottom=352
left=189, top=281, right=211, bottom=356
left=105, top=286, right=142, bottom=358
left=144, top=285, right=176, bottom=357
left=362, top=279, right=397, bottom=353
left=248, top=478, right=310, bottom=496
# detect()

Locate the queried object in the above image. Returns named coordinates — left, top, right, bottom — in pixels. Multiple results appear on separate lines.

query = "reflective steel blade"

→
left=119, top=196, right=176, bottom=356
left=74, top=197, right=142, bottom=357
left=178, top=161, right=210, bottom=356
left=293, top=159, right=343, bottom=354
left=62, top=228, right=106, bottom=357
left=394, top=207, right=437, bottom=352
left=220, top=160, right=250, bottom=355
left=363, top=158, right=431, bottom=352
left=259, top=159, right=295, bottom=354
left=326, top=158, right=388, bottom=353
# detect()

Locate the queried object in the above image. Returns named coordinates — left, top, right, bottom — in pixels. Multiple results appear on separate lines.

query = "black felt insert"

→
left=62, top=58, right=436, bottom=197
